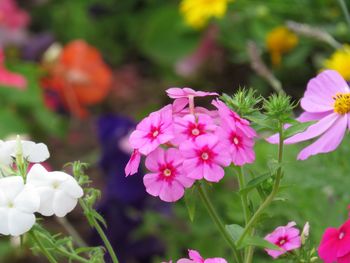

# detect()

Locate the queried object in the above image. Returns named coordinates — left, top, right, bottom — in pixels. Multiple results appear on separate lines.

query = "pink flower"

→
left=180, top=134, right=231, bottom=182
left=143, top=148, right=194, bottom=202
left=173, top=113, right=217, bottom=144
left=216, top=122, right=255, bottom=166
left=264, top=221, right=301, bottom=259
left=0, top=0, right=30, bottom=30
left=129, top=105, right=174, bottom=155
left=318, top=218, right=350, bottom=263
left=177, top=249, right=227, bottom=263
left=212, top=99, right=256, bottom=138
left=0, top=49, right=26, bottom=90
left=125, top=150, right=141, bottom=176
left=166, top=87, right=218, bottom=99
left=267, top=70, right=350, bottom=160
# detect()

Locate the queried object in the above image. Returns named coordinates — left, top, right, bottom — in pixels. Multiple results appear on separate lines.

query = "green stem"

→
left=30, top=231, right=58, bottom=263
left=79, top=200, right=119, bottom=263
left=338, top=0, right=350, bottom=33
left=245, top=229, right=255, bottom=263
left=56, top=217, right=88, bottom=248
left=236, top=125, right=284, bottom=247
left=197, top=183, right=242, bottom=263
left=55, top=245, right=90, bottom=263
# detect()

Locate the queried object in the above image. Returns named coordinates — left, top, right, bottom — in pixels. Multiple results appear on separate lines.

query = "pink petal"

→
left=283, top=236, right=301, bottom=251
left=0, top=68, right=27, bottom=90
left=183, top=159, right=202, bottom=180
left=145, top=148, right=164, bottom=172
left=338, top=253, right=350, bottom=263
left=188, top=250, right=204, bottom=262
left=297, top=111, right=332, bottom=122
left=143, top=173, right=162, bottom=197
left=297, top=114, right=347, bottom=160
left=125, top=150, right=141, bottom=176
left=165, top=148, right=183, bottom=167
left=318, top=228, right=339, bottom=263
left=159, top=180, right=184, bottom=202
left=203, top=163, right=224, bottom=182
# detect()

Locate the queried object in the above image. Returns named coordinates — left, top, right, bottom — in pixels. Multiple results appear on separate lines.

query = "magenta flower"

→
left=173, top=113, right=217, bottom=144
left=216, top=122, right=255, bottom=166
left=125, top=149, right=141, bottom=176
left=166, top=87, right=218, bottom=99
left=177, top=249, right=227, bottom=263
left=0, top=0, right=30, bottom=30
left=268, top=70, right=350, bottom=160
left=318, top=219, right=350, bottom=263
left=0, top=49, right=26, bottom=90
left=129, top=105, right=174, bottom=155
left=264, top=221, right=301, bottom=259
left=180, top=134, right=231, bottom=182
left=143, top=148, right=194, bottom=202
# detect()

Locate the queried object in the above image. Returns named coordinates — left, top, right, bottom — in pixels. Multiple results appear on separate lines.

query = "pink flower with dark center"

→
left=0, top=49, right=26, bottom=90
left=212, top=99, right=256, bottom=138
left=166, top=87, right=218, bottom=99
left=129, top=105, right=174, bottom=155
left=318, top=218, right=350, bottom=263
left=143, top=148, right=194, bottom=202
left=177, top=249, right=227, bottom=263
left=125, top=150, right=141, bottom=176
left=216, top=122, right=255, bottom=166
left=180, top=134, right=231, bottom=182
left=267, top=70, right=350, bottom=160
left=173, top=113, right=217, bottom=144
left=264, top=221, right=301, bottom=259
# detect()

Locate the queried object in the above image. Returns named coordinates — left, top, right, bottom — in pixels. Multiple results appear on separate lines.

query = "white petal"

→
left=8, top=209, right=36, bottom=236
left=14, top=186, right=40, bottom=213
left=53, top=190, right=78, bottom=217
left=0, top=141, right=15, bottom=165
left=61, top=175, right=83, bottom=198
left=22, top=141, right=50, bottom=163
left=26, top=164, right=51, bottom=187
left=36, top=187, right=55, bottom=216
left=0, top=176, right=24, bottom=201
left=0, top=207, right=10, bottom=235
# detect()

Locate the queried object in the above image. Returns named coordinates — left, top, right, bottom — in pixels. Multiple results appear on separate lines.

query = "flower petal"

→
left=8, top=209, right=35, bottom=236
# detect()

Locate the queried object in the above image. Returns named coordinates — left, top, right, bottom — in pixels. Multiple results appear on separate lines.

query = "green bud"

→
left=310, top=257, right=319, bottom=262
left=221, top=87, right=262, bottom=117
left=263, top=93, right=297, bottom=123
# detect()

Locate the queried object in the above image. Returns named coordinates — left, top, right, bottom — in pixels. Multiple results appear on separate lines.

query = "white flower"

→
left=26, top=164, right=83, bottom=217
left=0, top=176, right=40, bottom=236
left=0, top=140, right=50, bottom=166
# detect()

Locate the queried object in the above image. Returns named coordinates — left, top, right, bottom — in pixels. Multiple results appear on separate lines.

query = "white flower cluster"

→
left=0, top=140, right=83, bottom=236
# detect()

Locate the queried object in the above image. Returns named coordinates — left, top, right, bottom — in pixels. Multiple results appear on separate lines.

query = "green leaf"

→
left=239, top=236, right=281, bottom=250
left=225, top=224, right=244, bottom=242
left=239, top=173, right=271, bottom=195
left=283, top=121, right=315, bottom=139
left=184, top=187, right=197, bottom=222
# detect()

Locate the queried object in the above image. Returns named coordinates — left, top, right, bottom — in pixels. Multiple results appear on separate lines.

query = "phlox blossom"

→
left=143, top=148, right=194, bottom=202
left=0, top=176, right=39, bottom=236
left=166, top=87, right=218, bottom=99
left=267, top=70, right=350, bottom=160
left=26, top=164, right=83, bottom=217
left=125, top=149, right=141, bottom=176
left=129, top=105, right=174, bottom=155
left=177, top=249, right=227, bottom=263
left=318, top=218, right=350, bottom=263
left=264, top=221, right=301, bottom=259
left=180, top=134, right=231, bottom=182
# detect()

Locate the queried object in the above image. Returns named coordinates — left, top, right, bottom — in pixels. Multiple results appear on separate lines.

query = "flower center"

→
left=163, top=168, right=172, bottom=177
left=192, top=128, right=200, bottom=136
left=333, top=93, right=350, bottom=114
left=52, top=181, right=60, bottom=189
left=233, top=137, right=239, bottom=145
left=7, top=201, right=14, bottom=208
left=152, top=130, right=159, bottom=137
left=339, top=232, right=345, bottom=240
left=201, top=152, right=209, bottom=160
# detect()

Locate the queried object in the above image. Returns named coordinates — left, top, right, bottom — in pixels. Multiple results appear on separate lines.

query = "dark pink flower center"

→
left=197, top=146, right=215, bottom=163
left=276, top=236, right=288, bottom=247
left=230, top=133, right=242, bottom=147
left=148, top=126, right=161, bottom=141
left=186, top=122, right=205, bottom=139
left=159, top=163, right=176, bottom=181
left=339, top=231, right=345, bottom=240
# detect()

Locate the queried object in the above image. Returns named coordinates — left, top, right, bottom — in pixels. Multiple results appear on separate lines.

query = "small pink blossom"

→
left=267, top=70, right=350, bottom=160
left=173, top=113, right=217, bottom=144
left=129, top=105, right=174, bottom=155
left=166, top=87, right=218, bottom=99
left=318, top=218, right=350, bottom=263
left=143, top=148, right=194, bottom=202
left=264, top=221, right=301, bottom=259
left=0, top=0, right=30, bottom=30
left=177, top=249, right=227, bottom=263
left=125, top=150, right=141, bottom=176
left=180, top=134, right=231, bottom=182
left=0, top=49, right=26, bottom=90
left=216, top=122, right=255, bottom=166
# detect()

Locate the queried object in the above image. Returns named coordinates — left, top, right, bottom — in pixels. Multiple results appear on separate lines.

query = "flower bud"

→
left=263, top=93, right=296, bottom=124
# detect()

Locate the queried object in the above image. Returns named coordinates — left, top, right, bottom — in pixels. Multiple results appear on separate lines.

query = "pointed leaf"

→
left=225, top=224, right=244, bottom=242
left=239, top=173, right=271, bottom=195
left=283, top=121, right=315, bottom=139
left=184, top=188, right=197, bottom=222
left=239, top=236, right=281, bottom=250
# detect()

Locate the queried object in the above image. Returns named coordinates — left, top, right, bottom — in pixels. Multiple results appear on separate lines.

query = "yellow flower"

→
left=180, top=0, right=230, bottom=29
left=324, top=45, right=350, bottom=81
left=266, top=26, right=298, bottom=66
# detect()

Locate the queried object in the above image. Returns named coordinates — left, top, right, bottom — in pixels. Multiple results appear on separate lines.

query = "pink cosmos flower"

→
left=177, top=249, right=227, bottom=263
left=129, top=105, right=174, bottom=155
left=143, top=148, right=194, bottom=202
left=0, top=49, right=26, bottom=90
left=125, top=149, right=141, bottom=176
left=318, top=218, right=350, bottom=263
left=180, top=134, right=231, bottom=182
left=166, top=87, right=218, bottom=99
left=173, top=113, right=217, bottom=144
left=267, top=70, right=350, bottom=160
left=216, top=121, right=255, bottom=166
left=264, top=221, right=301, bottom=259
left=212, top=99, right=256, bottom=138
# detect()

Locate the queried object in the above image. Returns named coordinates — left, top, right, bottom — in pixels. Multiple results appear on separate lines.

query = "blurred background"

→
left=1, top=0, right=350, bottom=262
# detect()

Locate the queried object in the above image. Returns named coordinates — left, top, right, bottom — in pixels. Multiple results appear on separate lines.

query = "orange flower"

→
left=43, top=40, right=112, bottom=118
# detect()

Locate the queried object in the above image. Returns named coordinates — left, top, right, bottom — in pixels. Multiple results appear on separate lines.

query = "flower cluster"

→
left=126, top=87, right=256, bottom=202
left=0, top=138, right=83, bottom=236
left=164, top=249, right=227, bottom=263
